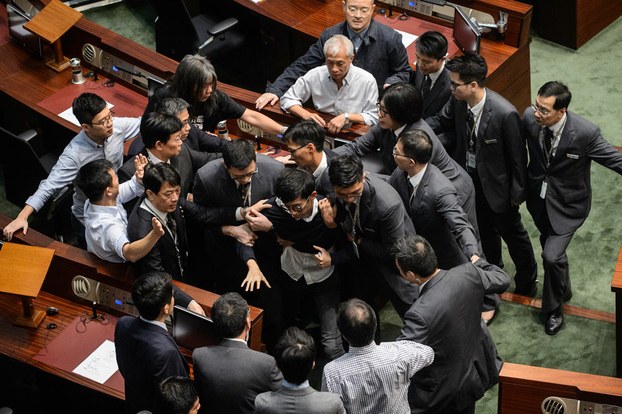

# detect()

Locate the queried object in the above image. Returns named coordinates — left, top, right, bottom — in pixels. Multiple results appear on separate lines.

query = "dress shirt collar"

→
left=139, top=316, right=168, bottom=331
left=146, top=149, right=168, bottom=164
left=409, top=164, right=427, bottom=191
left=141, top=198, right=168, bottom=223
left=312, top=151, right=329, bottom=178
left=348, top=341, right=378, bottom=355
left=80, top=129, right=109, bottom=149
left=427, top=61, right=445, bottom=87
left=328, top=63, right=356, bottom=87
left=393, top=123, right=407, bottom=137
left=282, top=380, right=310, bottom=390
left=468, top=88, right=486, bottom=118
left=549, top=112, right=567, bottom=137
left=346, top=25, right=370, bottom=43
left=224, top=337, right=248, bottom=345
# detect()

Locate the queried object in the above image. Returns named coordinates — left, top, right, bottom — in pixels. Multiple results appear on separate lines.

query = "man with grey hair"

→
left=280, top=34, right=378, bottom=135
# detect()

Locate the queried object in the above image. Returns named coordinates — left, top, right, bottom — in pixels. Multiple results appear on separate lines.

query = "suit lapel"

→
left=551, top=114, right=575, bottom=164
left=410, top=168, right=430, bottom=215
left=420, top=269, right=447, bottom=296
left=221, top=164, right=242, bottom=205
left=476, top=92, right=494, bottom=145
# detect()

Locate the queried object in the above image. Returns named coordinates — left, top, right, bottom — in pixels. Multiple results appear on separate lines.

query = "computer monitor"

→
left=452, top=6, right=481, bottom=54
left=172, top=305, right=220, bottom=350
left=7, top=3, right=43, bottom=57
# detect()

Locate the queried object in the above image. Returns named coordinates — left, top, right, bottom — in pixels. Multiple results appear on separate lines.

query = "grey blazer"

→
left=522, top=107, right=622, bottom=235
left=389, top=164, right=478, bottom=269
left=255, top=386, right=345, bottom=414
left=428, top=89, right=527, bottom=213
left=193, top=339, right=283, bottom=414
left=398, top=259, right=509, bottom=413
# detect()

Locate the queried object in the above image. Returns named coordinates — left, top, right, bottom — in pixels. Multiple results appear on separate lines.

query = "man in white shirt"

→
left=280, top=34, right=378, bottom=135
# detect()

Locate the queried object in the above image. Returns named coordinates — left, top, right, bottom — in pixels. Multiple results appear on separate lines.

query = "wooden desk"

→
left=612, top=244, right=622, bottom=377
left=231, top=0, right=533, bottom=112
left=499, top=362, right=622, bottom=413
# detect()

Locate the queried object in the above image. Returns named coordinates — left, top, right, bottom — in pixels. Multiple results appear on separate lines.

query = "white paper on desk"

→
left=72, top=339, right=118, bottom=384
left=396, top=30, right=418, bottom=49
left=58, top=102, right=114, bottom=127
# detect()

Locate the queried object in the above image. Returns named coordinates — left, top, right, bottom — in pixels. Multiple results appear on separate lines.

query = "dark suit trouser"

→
left=473, top=173, right=537, bottom=296
left=530, top=203, right=574, bottom=315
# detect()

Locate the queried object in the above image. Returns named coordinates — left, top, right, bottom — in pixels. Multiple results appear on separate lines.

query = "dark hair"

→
left=328, top=155, right=364, bottom=188
left=72, top=93, right=107, bottom=125
left=75, top=159, right=114, bottom=203
left=156, top=97, right=190, bottom=117
left=392, top=235, right=438, bottom=278
left=537, top=81, right=572, bottom=110
left=337, top=298, right=377, bottom=347
left=159, top=376, right=198, bottom=414
left=169, top=54, right=218, bottom=119
left=143, top=162, right=182, bottom=195
left=398, top=129, right=433, bottom=164
left=141, top=112, right=183, bottom=149
left=132, top=271, right=174, bottom=320
left=445, top=53, right=488, bottom=86
left=273, top=327, right=316, bottom=385
left=211, top=292, right=249, bottom=338
left=379, top=83, right=423, bottom=125
left=222, top=139, right=256, bottom=170
left=283, top=120, right=325, bottom=152
left=415, top=31, right=448, bottom=60
left=275, top=168, right=315, bottom=204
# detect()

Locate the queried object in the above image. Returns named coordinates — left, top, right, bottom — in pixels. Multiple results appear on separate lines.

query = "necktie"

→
left=166, top=214, right=177, bottom=240
left=466, top=110, right=476, bottom=150
left=543, top=127, right=554, bottom=159
left=421, top=75, right=432, bottom=100
left=407, top=178, right=415, bottom=200
left=352, top=34, right=362, bottom=53
left=238, top=182, right=250, bottom=206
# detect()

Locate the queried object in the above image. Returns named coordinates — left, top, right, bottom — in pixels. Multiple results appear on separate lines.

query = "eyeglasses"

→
left=91, top=110, right=115, bottom=126
left=346, top=5, right=372, bottom=16
left=450, top=81, right=468, bottom=89
left=377, top=103, right=388, bottom=117
left=531, top=103, right=551, bottom=116
left=392, top=149, right=412, bottom=159
left=335, top=186, right=363, bottom=200
left=230, top=168, right=258, bottom=181
left=287, top=145, right=305, bottom=154
left=284, top=196, right=311, bottom=214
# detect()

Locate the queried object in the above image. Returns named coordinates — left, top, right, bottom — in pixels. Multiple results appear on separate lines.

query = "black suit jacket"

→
left=410, top=66, right=452, bottom=120
left=522, top=108, right=622, bottom=235
left=428, top=89, right=527, bottom=213
left=398, top=260, right=509, bottom=413
left=389, top=164, right=478, bottom=269
left=115, top=316, right=188, bottom=414
left=192, top=339, right=283, bottom=414
left=334, top=174, right=418, bottom=304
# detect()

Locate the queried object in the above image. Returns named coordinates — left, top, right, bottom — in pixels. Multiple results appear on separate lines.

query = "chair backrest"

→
left=151, top=0, right=200, bottom=61
left=0, top=126, right=50, bottom=206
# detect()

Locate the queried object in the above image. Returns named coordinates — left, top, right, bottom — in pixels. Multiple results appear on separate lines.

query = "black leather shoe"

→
left=514, top=283, right=537, bottom=298
left=545, top=312, right=564, bottom=335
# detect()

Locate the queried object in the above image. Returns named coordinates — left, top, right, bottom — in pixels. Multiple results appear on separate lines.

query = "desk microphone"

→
left=111, top=65, right=147, bottom=79
left=91, top=301, right=99, bottom=320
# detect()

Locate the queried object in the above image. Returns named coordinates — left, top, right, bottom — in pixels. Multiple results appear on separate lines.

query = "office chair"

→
left=0, top=126, right=74, bottom=242
left=151, top=0, right=245, bottom=62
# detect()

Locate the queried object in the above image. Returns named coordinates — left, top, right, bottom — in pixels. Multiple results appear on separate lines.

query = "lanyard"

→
left=467, top=109, right=483, bottom=152
left=542, top=117, right=566, bottom=168
left=144, top=203, right=184, bottom=275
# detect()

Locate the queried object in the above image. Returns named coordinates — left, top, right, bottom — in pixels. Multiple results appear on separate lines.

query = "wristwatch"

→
left=343, top=113, right=350, bottom=123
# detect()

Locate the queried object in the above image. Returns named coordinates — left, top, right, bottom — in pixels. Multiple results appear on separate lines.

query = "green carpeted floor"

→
left=1, top=4, right=620, bottom=413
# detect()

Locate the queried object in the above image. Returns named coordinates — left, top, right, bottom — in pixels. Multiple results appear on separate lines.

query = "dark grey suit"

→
left=332, top=174, right=417, bottom=316
left=192, top=154, right=285, bottom=350
left=410, top=66, right=452, bottom=120
left=428, top=90, right=536, bottom=290
left=192, top=339, right=283, bottom=414
left=255, top=386, right=345, bottom=414
left=389, top=164, right=478, bottom=269
left=398, top=259, right=509, bottom=413
left=115, top=317, right=188, bottom=414
left=522, top=108, right=622, bottom=313
left=339, top=120, right=479, bottom=236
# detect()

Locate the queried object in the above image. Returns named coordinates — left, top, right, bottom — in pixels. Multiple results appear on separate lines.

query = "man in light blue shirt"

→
left=75, top=157, right=163, bottom=263
left=280, top=34, right=378, bottom=135
left=2, top=93, right=140, bottom=244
